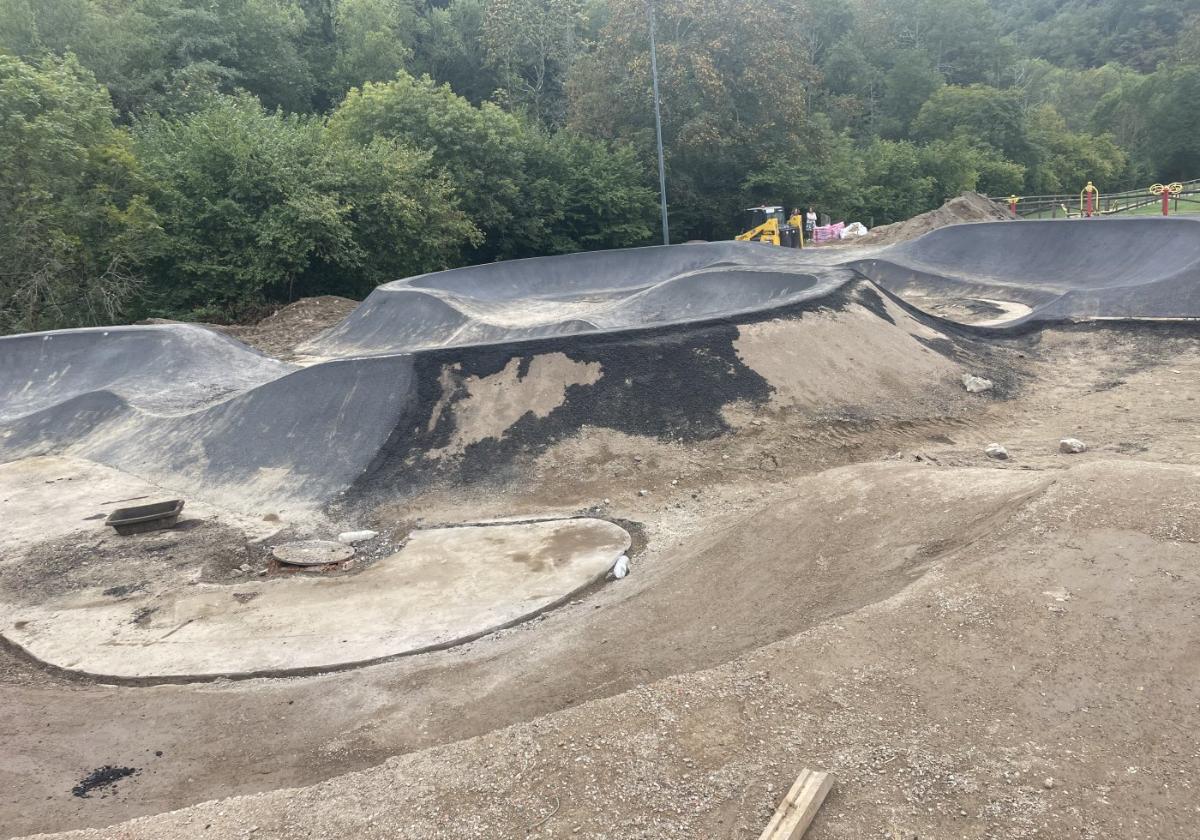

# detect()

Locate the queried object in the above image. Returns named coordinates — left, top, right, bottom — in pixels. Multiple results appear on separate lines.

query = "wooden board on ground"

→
left=758, top=768, right=834, bottom=840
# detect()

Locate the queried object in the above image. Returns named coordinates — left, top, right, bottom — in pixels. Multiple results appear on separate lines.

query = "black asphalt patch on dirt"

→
left=72, top=766, right=138, bottom=799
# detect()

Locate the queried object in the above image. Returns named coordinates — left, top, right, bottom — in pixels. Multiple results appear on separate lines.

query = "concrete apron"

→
left=2, top=517, right=629, bottom=683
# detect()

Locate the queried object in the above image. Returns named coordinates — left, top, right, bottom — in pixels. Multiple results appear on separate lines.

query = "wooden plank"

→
left=758, top=768, right=834, bottom=840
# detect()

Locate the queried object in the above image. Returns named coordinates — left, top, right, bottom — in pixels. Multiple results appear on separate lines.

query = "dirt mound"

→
left=854, top=191, right=1011, bottom=247
left=222, top=295, right=360, bottom=359
left=138, top=296, right=360, bottom=360
left=342, top=281, right=997, bottom=511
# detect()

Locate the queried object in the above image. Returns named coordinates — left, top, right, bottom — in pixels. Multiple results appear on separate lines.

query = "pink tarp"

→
left=811, top=222, right=845, bottom=243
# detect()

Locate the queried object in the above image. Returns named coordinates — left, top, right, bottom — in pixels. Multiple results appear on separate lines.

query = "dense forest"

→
left=2, top=0, right=1198, bottom=331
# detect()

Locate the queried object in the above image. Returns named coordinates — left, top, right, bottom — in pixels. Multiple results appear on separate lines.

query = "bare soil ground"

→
left=4, top=317, right=1200, bottom=839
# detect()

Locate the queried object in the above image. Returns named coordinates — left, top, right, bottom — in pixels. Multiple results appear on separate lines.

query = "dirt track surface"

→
left=22, top=460, right=1199, bottom=840
left=5, top=320, right=1200, bottom=839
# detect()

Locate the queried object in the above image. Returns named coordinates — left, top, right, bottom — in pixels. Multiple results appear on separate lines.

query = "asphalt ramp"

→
left=851, top=216, right=1200, bottom=327
left=4, top=219, right=1200, bottom=508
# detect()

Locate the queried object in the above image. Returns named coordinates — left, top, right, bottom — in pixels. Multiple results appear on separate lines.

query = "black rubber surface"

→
left=851, top=216, right=1200, bottom=327
left=1, top=242, right=850, bottom=505
left=0, top=324, right=289, bottom=422
left=4, top=219, right=1199, bottom=506
left=303, top=241, right=846, bottom=355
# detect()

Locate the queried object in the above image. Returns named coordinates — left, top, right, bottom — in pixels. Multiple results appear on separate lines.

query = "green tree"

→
left=918, top=137, right=1024, bottom=201
left=879, top=50, right=944, bottom=138
left=1025, top=105, right=1126, bottom=193
left=1007, top=61, right=1134, bottom=134
left=0, top=0, right=315, bottom=116
left=229, top=0, right=314, bottom=111
left=989, top=0, right=1200, bottom=73
left=0, top=0, right=92, bottom=57
left=329, top=70, right=653, bottom=259
left=328, top=72, right=531, bottom=260
left=411, top=0, right=497, bottom=105
left=1172, top=12, right=1200, bottom=66
left=526, top=130, right=656, bottom=251
left=885, top=0, right=1011, bottom=85
left=1139, top=66, right=1200, bottom=179
left=134, top=93, right=475, bottom=320
left=818, top=35, right=879, bottom=136
left=741, top=117, right=864, bottom=224
left=483, top=0, right=582, bottom=125
left=857, top=139, right=935, bottom=224
left=912, top=84, right=1032, bottom=165
left=566, top=0, right=820, bottom=239
left=1093, top=65, right=1200, bottom=181
left=328, top=0, right=423, bottom=98
left=0, top=54, right=160, bottom=332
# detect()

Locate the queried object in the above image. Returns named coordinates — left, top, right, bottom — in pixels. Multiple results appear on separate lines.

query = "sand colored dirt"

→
left=431, top=354, right=604, bottom=455
left=201, top=296, right=361, bottom=361
left=848, top=190, right=1011, bottom=246
left=14, top=452, right=1200, bottom=840
left=731, top=294, right=957, bottom=415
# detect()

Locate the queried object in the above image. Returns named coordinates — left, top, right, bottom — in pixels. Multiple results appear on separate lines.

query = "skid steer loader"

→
left=735, top=206, right=804, bottom=248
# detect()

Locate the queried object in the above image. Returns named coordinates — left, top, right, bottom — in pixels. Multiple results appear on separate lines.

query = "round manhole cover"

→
left=272, top=540, right=355, bottom=567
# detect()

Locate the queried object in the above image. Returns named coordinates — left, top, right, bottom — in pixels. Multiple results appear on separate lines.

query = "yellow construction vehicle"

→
left=735, top=205, right=805, bottom=248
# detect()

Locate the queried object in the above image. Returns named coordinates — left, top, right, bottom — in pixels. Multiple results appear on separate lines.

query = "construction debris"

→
left=104, top=500, right=185, bottom=536
left=337, top=530, right=379, bottom=545
left=609, top=554, right=630, bottom=580
left=758, top=768, right=834, bottom=840
left=962, top=374, right=995, bottom=393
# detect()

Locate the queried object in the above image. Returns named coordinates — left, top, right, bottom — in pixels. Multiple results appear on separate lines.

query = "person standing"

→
left=805, top=206, right=817, bottom=241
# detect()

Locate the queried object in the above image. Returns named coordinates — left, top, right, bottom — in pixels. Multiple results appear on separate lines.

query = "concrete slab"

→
left=1, top=517, right=630, bottom=682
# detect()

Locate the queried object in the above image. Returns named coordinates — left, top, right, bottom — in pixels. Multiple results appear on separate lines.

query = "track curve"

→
left=851, top=216, right=1200, bottom=326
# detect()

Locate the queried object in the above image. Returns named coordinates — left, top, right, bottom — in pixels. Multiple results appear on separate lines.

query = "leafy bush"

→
left=0, top=54, right=160, bottom=332
left=134, top=93, right=476, bottom=320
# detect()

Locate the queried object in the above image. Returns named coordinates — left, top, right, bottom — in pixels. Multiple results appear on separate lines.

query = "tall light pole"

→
left=647, top=1, right=669, bottom=245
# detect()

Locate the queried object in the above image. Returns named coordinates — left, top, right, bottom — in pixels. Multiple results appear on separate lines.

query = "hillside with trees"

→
left=1, top=0, right=1197, bottom=331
